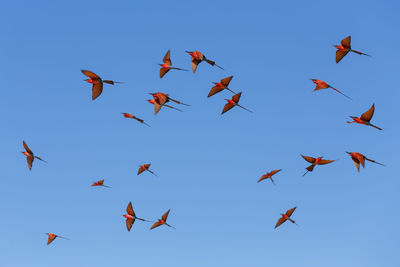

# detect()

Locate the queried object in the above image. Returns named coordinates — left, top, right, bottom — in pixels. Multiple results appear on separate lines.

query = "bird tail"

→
left=303, top=165, right=315, bottom=176
left=369, top=123, right=383, bottom=131
left=330, top=87, right=353, bottom=100
left=365, top=158, right=385, bottom=166
left=205, top=59, right=215, bottom=66
left=351, top=50, right=371, bottom=57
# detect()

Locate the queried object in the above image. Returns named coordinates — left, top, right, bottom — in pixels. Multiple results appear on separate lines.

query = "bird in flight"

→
left=81, top=70, right=122, bottom=100
left=301, top=155, right=335, bottom=176
left=345, top=152, right=385, bottom=172
left=333, top=36, right=370, bottom=63
left=150, top=209, right=175, bottom=230
left=208, top=76, right=236, bottom=97
left=347, top=104, right=382, bottom=130
left=222, top=92, right=252, bottom=114
left=310, top=79, right=352, bottom=100
left=137, top=164, right=157, bottom=176
left=45, top=233, right=69, bottom=245
left=123, top=202, right=152, bottom=232
left=121, top=113, right=150, bottom=127
left=159, top=50, right=187, bottom=78
left=275, top=207, right=298, bottom=229
left=149, top=92, right=190, bottom=115
left=147, top=99, right=183, bottom=113
left=91, top=179, right=111, bottom=188
left=22, top=141, right=47, bottom=171
left=185, top=50, right=223, bottom=73
left=257, top=169, right=282, bottom=185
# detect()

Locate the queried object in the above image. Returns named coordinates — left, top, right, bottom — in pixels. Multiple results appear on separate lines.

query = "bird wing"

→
left=23, top=141, right=32, bottom=154
left=150, top=221, right=163, bottom=230
left=336, top=50, right=349, bottom=63
left=92, top=82, right=103, bottom=101
left=126, top=218, right=135, bottom=231
left=352, top=158, right=360, bottom=172
left=98, top=179, right=104, bottom=185
left=127, top=202, right=135, bottom=216
left=232, top=92, right=242, bottom=103
left=354, top=153, right=365, bottom=168
left=286, top=207, right=297, bottom=217
left=162, top=210, right=170, bottom=222
left=191, top=58, right=200, bottom=73
left=275, top=217, right=287, bottom=228
left=81, top=70, right=100, bottom=79
left=317, top=159, right=335, bottom=165
left=208, top=86, right=224, bottom=97
left=341, top=36, right=351, bottom=49
left=221, top=76, right=233, bottom=87
left=257, top=175, right=267, bottom=183
left=160, top=68, right=170, bottom=78
left=156, top=93, right=168, bottom=106
left=47, top=235, right=56, bottom=245
left=360, top=104, right=375, bottom=122
left=222, top=103, right=235, bottom=114
left=163, top=50, right=172, bottom=65
left=301, top=155, right=315, bottom=163
left=27, top=156, right=33, bottom=170
left=314, top=81, right=329, bottom=90
left=137, top=167, right=146, bottom=175
left=270, top=169, right=282, bottom=176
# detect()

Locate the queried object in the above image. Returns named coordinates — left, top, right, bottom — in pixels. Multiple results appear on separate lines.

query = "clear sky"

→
left=0, top=0, right=399, bottom=266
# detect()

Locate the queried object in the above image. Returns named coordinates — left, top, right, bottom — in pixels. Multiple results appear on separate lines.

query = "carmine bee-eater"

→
left=137, top=164, right=157, bottom=176
left=123, top=202, right=152, bottom=232
left=333, top=36, right=370, bottom=63
left=159, top=50, right=188, bottom=78
left=45, top=233, right=69, bottom=245
left=208, top=76, right=236, bottom=97
left=222, top=92, right=252, bottom=114
left=147, top=99, right=183, bottom=113
left=150, top=209, right=175, bottom=230
left=185, top=50, right=224, bottom=73
left=22, top=141, right=47, bottom=171
left=301, top=155, right=335, bottom=176
left=347, top=104, right=382, bottom=130
left=310, top=79, right=352, bottom=100
left=121, top=113, right=150, bottom=127
left=345, top=152, right=385, bottom=172
left=275, top=207, right=298, bottom=229
left=149, top=92, right=190, bottom=115
left=257, top=169, right=282, bottom=185
left=81, top=70, right=122, bottom=100
left=91, top=179, right=111, bottom=188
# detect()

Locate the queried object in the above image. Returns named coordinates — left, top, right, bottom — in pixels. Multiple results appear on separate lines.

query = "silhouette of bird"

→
left=137, top=164, right=157, bottom=176
left=301, top=155, right=335, bottom=176
left=333, top=36, right=370, bottom=63
left=91, top=179, right=111, bottom=188
left=81, top=70, right=122, bottom=100
left=122, top=202, right=152, bottom=231
left=347, top=104, right=382, bottom=130
left=159, top=50, right=187, bottom=78
left=345, top=152, right=385, bottom=172
left=147, top=99, right=183, bottom=113
left=222, top=92, right=252, bottom=114
left=150, top=209, right=175, bottom=230
left=310, top=79, right=352, bottom=100
left=21, top=141, right=47, bottom=171
left=185, top=50, right=223, bottom=73
left=45, top=233, right=68, bottom=245
left=122, top=113, right=150, bottom=127
left=149, top=92, right=190, bottom=115
left=275, top=207, right=298, bottom=229
left=257, top=169, right=282, bottom=185
left=208, top=76, right=236, bottom=97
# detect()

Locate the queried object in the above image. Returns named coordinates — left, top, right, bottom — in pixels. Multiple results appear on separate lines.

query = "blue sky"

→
left=0, top=0, right=399, bottom=266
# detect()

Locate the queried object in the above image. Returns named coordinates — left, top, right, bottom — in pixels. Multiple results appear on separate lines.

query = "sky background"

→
left=0, top=0, right=399, bottom=266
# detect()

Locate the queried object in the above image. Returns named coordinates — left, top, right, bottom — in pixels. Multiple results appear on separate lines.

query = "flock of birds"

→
left=20, top=35, right=385, bottom=245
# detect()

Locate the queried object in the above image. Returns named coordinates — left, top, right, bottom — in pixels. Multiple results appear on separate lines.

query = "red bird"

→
left=81, top=70, right=122, bottom=100
left=45, top=233, right=68, bottom=245
left=310, top=79, right=352, bottom=100
left=122, top=202, right=152, bottom=232
left=222, top=92, right=252, bottom=114
left=159, top=50, right=187, bottom=78
left=185, top=50, right=223, bottom=73
left=333, top=36, right=370, bottom=63
left=121, top=113, right=150, bottom=127
left=346, top=152, right=385, bottom=172
left=257, top=169, right=282, bottom=185
left=91, top=179, right=111, bottom=188
left=347, top=104, right=382, bottom=130
left=150, top=209, right=175, bottom=230
left=149, top=92, right=190, bottom=115
left=208, top=76, right=236, bottom=97
left=301, top=155, right=335, bottom=176
left=138, top=164, right=157, bottom=176
left=22, top=141, right=47, bottom=171
left=147, top=99, right=183, bottom=113
left=275, top=207, right=298, bottom=229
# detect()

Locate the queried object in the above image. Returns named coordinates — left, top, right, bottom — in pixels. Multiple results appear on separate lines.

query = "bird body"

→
left=123, top=202, right=151, bottom=231
left=22, top=141, right=47, bottom=170
left=258, top=169, right=281, bottom=184
left=91, top=179, right=111, bottom=188
left=185, top=50, right=223, bottom=73
left=150, top=209, right=175, bottom=230
left=81, top=70, right=121, bottom=100
left=137, top=164, right=157, bottom=176
left=275, top=207, right=298, bottom=229
left=310, top=79, right=352, bottom=99
left=121, top=113, right=150, bottom=126
left=301, top=155, right=335, bottom=176
left=222, top=92, right=252, bottom=114
left=45, top=233, right=68, bottom=245
left=159, top=50, right=187, bottom=78
left=346, top=152, right=384, bottom=172
left=208, top=76, right=235, bottom=97
left=334, top=36, right=370, bottom=63
left=347, top=104, right=382, bottom=130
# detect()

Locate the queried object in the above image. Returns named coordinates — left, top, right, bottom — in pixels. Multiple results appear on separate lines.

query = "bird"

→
left=21, top=141, right=47, bottom=171
left=122, top=202, right=152, bottom=232
left=301, top=155, right=335, bottom=176
left=137, top=164, right=157, bottom=176
left=185, top=50, right=223, bottom=73
left=275, top=207, right=298, bottom=229
left=345, top=152, right=385, bottom=172
left=45, top=233, right=68, bottom=245
left=347, top=104, right=382, bottom=130
left=147, top=99, right=183, bottom=113
left=257, top=169, right=282, bottom=185
left=81, top=70, right=122, bottom=100
left=150, top=209, right=175, bottom=230
left=149, top=92, right=190, bottom=115
left=91, top=179, right=111, bottom=188
left=310, top=79, right=352, bottom=100
left=208, top=76, right=236, bottom=97
left=333, top=36, right=370, bottom=63
left=222, top=92, right=252, bottom=114
left=159, top=50, right=187, bottom=78
left=121, top=113, right=150, bottom=127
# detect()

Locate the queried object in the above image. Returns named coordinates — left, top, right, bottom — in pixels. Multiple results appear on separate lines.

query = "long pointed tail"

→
left=164, top=104, right=183, bottom=112
left=271, top=178, right=276, bottom=186
left=351, top=50, right=371, bottom=57
left=330, top=87, right=353, bottom=100
left=171, top=67, right=188, bottom=71
left=365, top=158, right=385, bottom=166
left=147, top=169, right=157, bottom=176
left=165, top=223, right=176, bottom=229
left=102, top=185, right=112, bottom=188
left=103, top=80, right=123, bottom=85
left=169, top=98, right=191, bottom=106
left=303, top=164, right=315, bottom=176
left=369, top=123, right=383, bottom=131
left=225, top=87, right=236, bottom=94
left=237, top=104, right=253, bottom=113
left=289, top=219, right=299, bottom=226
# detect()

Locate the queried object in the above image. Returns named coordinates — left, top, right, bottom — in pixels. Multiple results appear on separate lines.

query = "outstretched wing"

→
left=162, top=210, right=170, bottom=222
left=286, top=207, right=297, bottom=217
left=317, top=159, right=335, bottom=165
left=163, top=50, right=172, bottom=65
left=232, top=92, right=242, bottom=103
left=341, top=36, right=351, bottom=49
left=275, top=217, right=287, bottom=229
left=23, top=141, right=32, bottom=154
left=150, top=221, right=163, bottom=230
left=354, top=153, right=365, bottom=168
left=270, top=169, right=282, bottom=176
left=336, top=50, right=349, bottom=63
left=47, top=235, right=56, bottom=245
left=301, top=155, right=315, bottom=163
left=222, top=103, right=235, bottom=114
left=127, top=202, right=135, bottom=216
left=126, top=218, right=135, bottom=231
left=27, top=156, right=33, bottom=170
left=81, top=70, right=100, bottom=79
left=221, top=76, right=233, bottom=87
left=208, top=86, right=224, bottom=97
left=160, top=68, right=170, bottom=78
left=92, top=83, right=103, bottom=101
left=360, top=104, right=375, bottom=122
left=191, top=58, right=201, bottom=73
